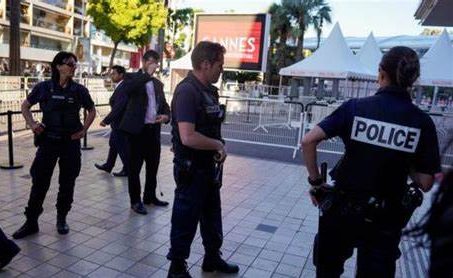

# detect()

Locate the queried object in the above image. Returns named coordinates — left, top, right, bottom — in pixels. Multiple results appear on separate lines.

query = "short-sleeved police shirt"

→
left=318, top=86, right=441, bottom=196
left=27, top=79, right=94, bottom=111
left=171, top=72, right=218, bottom=125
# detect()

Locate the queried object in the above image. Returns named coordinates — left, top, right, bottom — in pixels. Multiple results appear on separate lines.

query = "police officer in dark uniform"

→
left=13, top=51, right=96, bottom=239
left=302, top=46, right=441, bottom=277
left=167, top=41, right=239, bottom=278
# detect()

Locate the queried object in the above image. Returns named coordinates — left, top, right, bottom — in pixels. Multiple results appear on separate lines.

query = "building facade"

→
left=0, top=0, right=137, bottom=75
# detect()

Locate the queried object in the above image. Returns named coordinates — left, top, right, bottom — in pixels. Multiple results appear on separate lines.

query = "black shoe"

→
left=143, top=197, right=169, bottom=207
left=202, top=253, right=239, bottom=274
left=12, top=221, right=39, bottom=239
left=95, top=163, right=111, bottom=173
left=168, top=260, right=192, bottom=278
left=0, top=241, right=21, bottom=269
left=56, top=216, right=70, bottom=235
left=131, top=202, right=147, bottom=215
left=112, top=170, right=127, bottom=177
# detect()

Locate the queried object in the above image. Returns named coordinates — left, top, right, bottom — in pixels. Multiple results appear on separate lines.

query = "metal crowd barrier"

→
left=302, top=102, right=345, bottom=155
left=0, top=103, right=111, bottom=169
left=220, top=97, right=304, bottom=158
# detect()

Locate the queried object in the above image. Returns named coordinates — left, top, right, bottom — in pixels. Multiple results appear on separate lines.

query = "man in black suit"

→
left=120, top=50, right=170, bottom=215
left=95, top=65, right=129, bottom=177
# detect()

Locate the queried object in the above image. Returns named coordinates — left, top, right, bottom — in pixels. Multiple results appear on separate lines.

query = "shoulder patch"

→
left=351, top=116, right=420, bottom=153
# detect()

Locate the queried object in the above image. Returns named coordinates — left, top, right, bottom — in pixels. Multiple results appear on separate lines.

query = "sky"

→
left=175, top=0, right=453, bottom=38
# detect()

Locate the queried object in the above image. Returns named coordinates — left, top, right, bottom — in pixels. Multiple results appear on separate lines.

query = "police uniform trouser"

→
left=25, top=138, right=81, bottom=220
left=167, top=162, right=223, bottom=260
left=314, top=207, right=402, bottom=278
left=128, top=124, right=160, bottom=204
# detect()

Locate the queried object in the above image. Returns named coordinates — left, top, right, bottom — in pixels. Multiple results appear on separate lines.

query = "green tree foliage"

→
left=87, top=0, right=167, bottom=68
left=266, top=3, right=293, bottom=84
left=282, top=0, right=331, bottom=61
left=166, top=7, right=202, bottom=56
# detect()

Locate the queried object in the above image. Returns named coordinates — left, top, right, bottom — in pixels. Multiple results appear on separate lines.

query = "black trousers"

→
left=104, top=128, right=129, bottom=173
left=167, top=162, right=223, bottom=260
left=128, top=124, right=161, bottom=204
left=314, top=207, right=402, bottom=278
left=25, top=138, right=81, bottom=220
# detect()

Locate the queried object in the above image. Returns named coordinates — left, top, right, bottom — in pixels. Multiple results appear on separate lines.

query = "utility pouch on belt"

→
left=310, top=163, right=337, bottom=213
left=173, top=157, right=193, bottom=185
left=34, top=133, right=44, bottom=147
left=33, top=123, right=46, bottom=147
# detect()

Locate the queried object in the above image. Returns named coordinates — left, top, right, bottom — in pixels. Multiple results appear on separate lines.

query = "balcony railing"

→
left=38, top=0, right=70, bottom=11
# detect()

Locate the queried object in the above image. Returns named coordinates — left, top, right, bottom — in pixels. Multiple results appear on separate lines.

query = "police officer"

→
left=13, top=51, right=96, bottom=239
left=302, top=46, right=441, bottom=277
left=167, top=41, right=239, bottom=278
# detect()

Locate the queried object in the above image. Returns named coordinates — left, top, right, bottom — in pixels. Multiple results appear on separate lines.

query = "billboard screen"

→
left=194, top=14, right=270, bottom=72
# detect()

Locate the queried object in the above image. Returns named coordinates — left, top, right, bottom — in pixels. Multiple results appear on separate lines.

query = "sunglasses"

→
left=63, top=62, right=77, bottom=68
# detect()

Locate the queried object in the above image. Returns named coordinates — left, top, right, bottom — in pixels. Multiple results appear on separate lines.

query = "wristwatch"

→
left=308, top=176, right=323, bottom=186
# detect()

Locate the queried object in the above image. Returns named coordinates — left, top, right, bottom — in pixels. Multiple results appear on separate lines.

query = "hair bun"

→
left=395, top=50, right=420, bottom=88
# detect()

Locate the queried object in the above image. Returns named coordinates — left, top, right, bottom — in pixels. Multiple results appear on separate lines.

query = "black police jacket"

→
left=318, top=86, right=441, bottom=199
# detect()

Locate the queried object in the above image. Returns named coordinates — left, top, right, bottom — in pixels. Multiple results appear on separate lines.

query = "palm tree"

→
left=313, top=5, right=332, bottom=49
left=282, top=0, right=332, bottom=61
left=266, top=3, right=292, bottom=84
left=9, top=0, right=21, bottom=76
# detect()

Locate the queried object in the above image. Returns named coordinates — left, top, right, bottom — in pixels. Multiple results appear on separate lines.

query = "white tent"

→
left=169, top=52, right=192, bottom=93
left=170, top=52, right=192, bottom=70
left=357, top=32, right=383, bottom=74
left=419, top=29, right=453, bottom=87
left=279, top=23, right=376, bottom=80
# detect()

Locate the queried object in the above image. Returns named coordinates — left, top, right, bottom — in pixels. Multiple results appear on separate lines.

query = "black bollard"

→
left=81, top=109, right=94, bottom=150
left=0, top=110, right=24, bottom=169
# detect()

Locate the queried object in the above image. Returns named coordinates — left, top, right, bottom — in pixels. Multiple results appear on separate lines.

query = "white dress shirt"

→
left=144, top=80, right=157, bottom=124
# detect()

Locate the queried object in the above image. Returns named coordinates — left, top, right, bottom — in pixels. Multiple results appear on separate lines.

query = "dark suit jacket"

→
left=102, top=81, right=128, bottom=130
left=119, top=71, right=170, bottom=135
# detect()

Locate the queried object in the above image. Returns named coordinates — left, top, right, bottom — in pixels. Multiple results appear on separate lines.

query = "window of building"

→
left=30, top=35, right=70, bottom=51
left=6, top=2, right=31, bottom=24
left=32, top=7, right=71, bottom=34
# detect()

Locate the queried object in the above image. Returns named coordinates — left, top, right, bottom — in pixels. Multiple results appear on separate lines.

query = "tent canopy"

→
left=279, top=23, right=376, bottom=80
left=357, top=32, right=383, bottom=74
left=170, top=52, right=192, bottom=70
left=419, top=29, right=453, bottom=87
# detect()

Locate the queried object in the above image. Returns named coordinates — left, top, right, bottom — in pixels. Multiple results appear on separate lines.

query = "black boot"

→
left=0, top=240, right=21, bottom=269
left=12, top=220, right=39, bottom=239
left=168, top=260, right=192, bottom=278
left=56, top=215, right=69, bottom=235
left=202, top=251, right=239, bottom=274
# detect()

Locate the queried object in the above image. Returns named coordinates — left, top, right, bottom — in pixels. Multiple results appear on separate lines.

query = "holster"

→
left=213, top=162, right=224, bottom=188
left=33, top=133, right=44, bottom=147
left=310, top=185, right=337, bottom=213
left=173, top=157, right=193, bottom=186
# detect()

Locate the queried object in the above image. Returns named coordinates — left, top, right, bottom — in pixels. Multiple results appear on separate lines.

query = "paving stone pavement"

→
left=0, top=127, right=412, bottom=278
